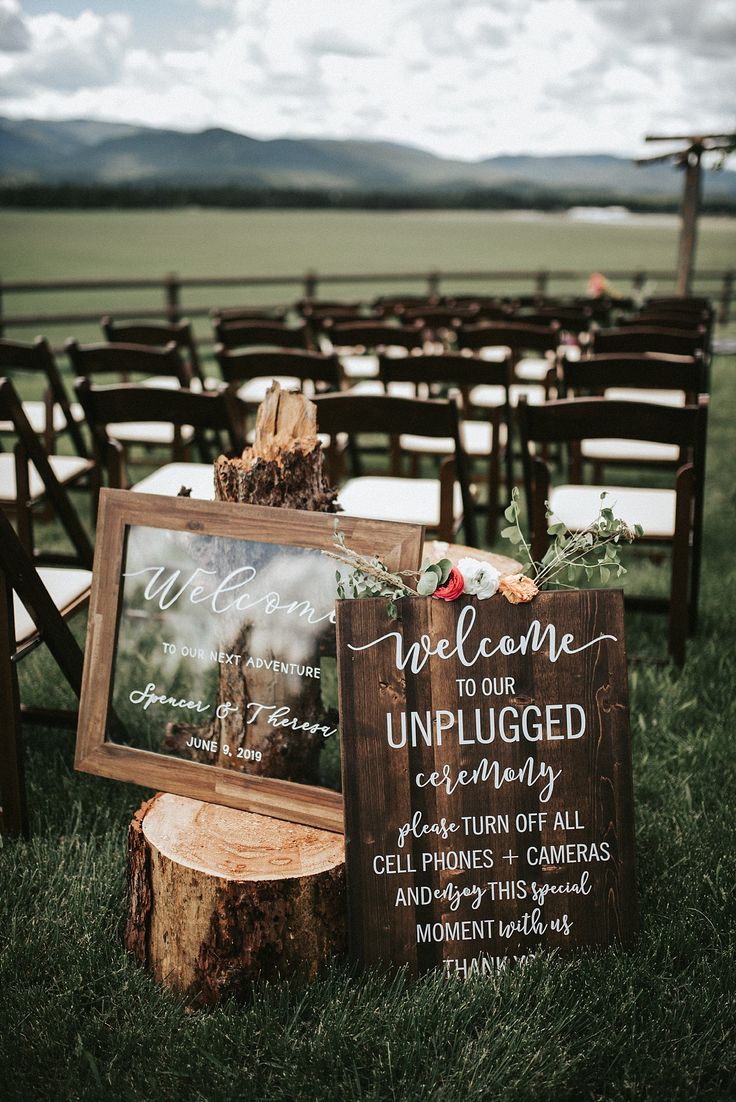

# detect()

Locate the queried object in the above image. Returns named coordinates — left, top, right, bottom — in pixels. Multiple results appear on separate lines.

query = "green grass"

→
left=2, top=209, right=735, bottom=349
left=1, top=345, right=735, bottom=1100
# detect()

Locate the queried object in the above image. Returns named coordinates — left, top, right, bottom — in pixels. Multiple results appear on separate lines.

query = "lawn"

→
left=2, top=209, right=735, bottom=350
left=1, top=341, right=734, bottom=1099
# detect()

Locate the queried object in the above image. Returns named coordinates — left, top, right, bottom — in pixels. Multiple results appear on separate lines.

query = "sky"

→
left=0, top=0, right=734, bottom=160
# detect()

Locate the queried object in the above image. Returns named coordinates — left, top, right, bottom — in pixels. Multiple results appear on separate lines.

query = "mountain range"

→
left=2, top=117, right=736, bottom=202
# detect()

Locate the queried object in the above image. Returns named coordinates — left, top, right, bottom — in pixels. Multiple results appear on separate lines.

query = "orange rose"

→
left=498, top=573, right=539, bottom=604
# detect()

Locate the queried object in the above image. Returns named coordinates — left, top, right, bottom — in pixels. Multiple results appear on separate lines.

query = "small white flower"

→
left=457, top=557, right=501, bottom=600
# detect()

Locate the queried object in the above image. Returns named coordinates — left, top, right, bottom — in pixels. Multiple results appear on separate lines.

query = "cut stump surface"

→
left=125, top=793, right=346, bottom=1004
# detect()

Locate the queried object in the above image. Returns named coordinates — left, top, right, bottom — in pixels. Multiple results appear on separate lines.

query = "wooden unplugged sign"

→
left=75, top=489, right=423, bottom=833
left=337, top=590, right=637, bottom=974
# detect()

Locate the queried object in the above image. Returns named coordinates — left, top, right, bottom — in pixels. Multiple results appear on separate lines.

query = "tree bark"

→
left=124, top=793, right=346, bottom=1005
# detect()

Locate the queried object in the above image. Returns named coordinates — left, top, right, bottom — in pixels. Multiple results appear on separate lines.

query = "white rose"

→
left=457, top=557, right=501, bottom=600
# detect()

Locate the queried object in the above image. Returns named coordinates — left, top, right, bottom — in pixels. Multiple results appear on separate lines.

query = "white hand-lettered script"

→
left=347, top=603, right=616, bottom=673
left=124, top=564, right=334, bottom=624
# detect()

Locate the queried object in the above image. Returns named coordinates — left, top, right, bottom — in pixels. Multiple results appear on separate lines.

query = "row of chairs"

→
left=0, top=300, right=713, bottom=834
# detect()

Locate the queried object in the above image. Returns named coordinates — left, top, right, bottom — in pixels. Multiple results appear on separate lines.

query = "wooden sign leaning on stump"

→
left=74, top=383, right=638, bottom=1001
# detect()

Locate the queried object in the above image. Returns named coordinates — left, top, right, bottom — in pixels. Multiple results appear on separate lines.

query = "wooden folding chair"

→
left=0, top=377, right=96, bottom=565
left=312, top=391, right=476, bottom=546
left=519, top=395, right=709, bottom=665
left=560, top=352, right=706, bottom=478
left=0, top=336, right=88, bottom=458
left=66, top=339, right=199, bottom=465
left=101, top=316, right=205, bottom=387
left=214, top=347, right=342, bottom=407
left=0, top=508, right=89, bottom=837
left=378, top=352, right=512, bottom=540
left=75, top=378, right=248, bottom=493
left=456, top=321, right=560, bottom=389
left=213, top=319, right=312, bottom=352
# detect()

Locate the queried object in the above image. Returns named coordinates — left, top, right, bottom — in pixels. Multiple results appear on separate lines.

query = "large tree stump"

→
left=124, top=793, right=346, bottom=1005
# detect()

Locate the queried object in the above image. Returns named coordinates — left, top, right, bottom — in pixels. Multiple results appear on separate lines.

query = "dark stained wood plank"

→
left=337, top=589, right=637, bottom=974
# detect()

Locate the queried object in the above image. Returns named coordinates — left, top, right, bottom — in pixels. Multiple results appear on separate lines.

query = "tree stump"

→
left=214, top=381, right=339, bottom=512
left=124, top=793, right=346, bottom=1005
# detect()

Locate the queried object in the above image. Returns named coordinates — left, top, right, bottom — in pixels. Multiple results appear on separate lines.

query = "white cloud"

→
left=0, top=0, right=734, bottom=158
left=0, top=0, right=30, bottom=52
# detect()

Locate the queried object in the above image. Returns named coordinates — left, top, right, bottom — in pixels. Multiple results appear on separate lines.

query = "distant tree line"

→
left=1, top=182, right=735, bottom=214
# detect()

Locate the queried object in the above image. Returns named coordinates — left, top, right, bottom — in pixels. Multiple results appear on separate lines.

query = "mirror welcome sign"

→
left=75, top=489, right=424, bottom=832
left=336, top=590, right=637, bottom=974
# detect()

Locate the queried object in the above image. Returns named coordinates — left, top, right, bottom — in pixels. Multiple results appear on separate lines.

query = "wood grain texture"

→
left=75, top=488, right=424, bottom=832
left=123, top=792, right=346, bottom=1004
left=337, top=590, right=637, bottom=974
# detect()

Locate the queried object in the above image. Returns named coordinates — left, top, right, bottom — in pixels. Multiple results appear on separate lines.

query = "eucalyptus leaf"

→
left=417, top=572, right=439, bottom=596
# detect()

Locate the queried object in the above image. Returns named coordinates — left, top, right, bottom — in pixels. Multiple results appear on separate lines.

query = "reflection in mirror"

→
left=110, top=525, right=342, bottom=787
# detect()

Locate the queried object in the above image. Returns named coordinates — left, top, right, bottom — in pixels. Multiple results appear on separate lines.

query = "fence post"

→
left=0, top=278, right=4, bottom=338
left=719, top=270, right=733, bottom=325
left=535, top=270, right=549, bottom=296
left=428, top=271, right=440, bottom=298
left=633, top=270, right=647, bottom=302
left=304, top=270, right=318, bottom=300
left=164, top=272, right=181, bottom=322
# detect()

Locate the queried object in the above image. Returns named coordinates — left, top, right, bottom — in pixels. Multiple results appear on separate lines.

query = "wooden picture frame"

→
left=75, top=489, right=424, bottom=832
left=337, top=590, right=637, bottom=972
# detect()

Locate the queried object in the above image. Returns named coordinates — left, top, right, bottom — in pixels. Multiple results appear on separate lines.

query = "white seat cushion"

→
left=14, top=567, right=91, bottom=645
left=140, top=375, right=181, bottom=390
left=549, top=484, right=676, bottom=538
left=237, top=376, right=304, bottom=403
left=339, top=354, right=381, bottom=379
left=131, top=462, right=215, bottom=500
left=469, top=383, right=546, bottom=408
left=0, top=453, right=91, bottom=503
left=580, top=439, right=680, bottom=463
left=515, top=357, right=553, bottom=382
left=0, top=401, right=70, bottom=436
left=345, top=380, right=420, bottom=398
left=107, top=422, right=195, bottom=446
left=337, top=476, right=463, bottom=528
left=400, top=419, right=507, bottom=456
left=603, top=387, right=685, bottom=407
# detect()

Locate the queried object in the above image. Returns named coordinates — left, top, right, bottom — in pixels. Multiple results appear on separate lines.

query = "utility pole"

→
left=636, top=131, right=735, bottom=296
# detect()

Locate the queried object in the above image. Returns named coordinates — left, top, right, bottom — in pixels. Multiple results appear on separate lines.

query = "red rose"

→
left=432, top=566, right=465, bottom=601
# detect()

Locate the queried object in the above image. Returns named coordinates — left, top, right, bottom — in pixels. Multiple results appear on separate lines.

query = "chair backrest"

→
left=213, top=319, right=311, bottom=351
left=75, top=378, right=248, bottom=470
left=214, top=347, right=342, bottom=389
left=518, top=393, right=709, bottom=553
left=373, top=294, right=440, bottom=317
left=0, top=377, right=93, bottom=568
left=378, top=351, right=512, bottom=399
left=592, top=326, right=708, bottom=358
left=100, top=317, right=204, bottom=384
left=457, top=321, right=560, bottom=358
left=0, top=336, right=88, bottom=456
left=210, top=306, right=289, bottom=324
left=561, top=352, right=706, bottom=402
left=65, top=339, right=190, bottom=385
left=326, top=322, right=425, bottom=353
left=312, top=391, right=476, bottom=545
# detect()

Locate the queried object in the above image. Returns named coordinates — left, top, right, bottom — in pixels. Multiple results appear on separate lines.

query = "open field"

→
left=2, top=209, right=735, bottom=347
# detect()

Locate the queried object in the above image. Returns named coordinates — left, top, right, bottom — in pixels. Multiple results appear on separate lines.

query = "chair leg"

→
left=0, top=575, right=28, bottom=837
left=669, top=466, right=695, bottom=667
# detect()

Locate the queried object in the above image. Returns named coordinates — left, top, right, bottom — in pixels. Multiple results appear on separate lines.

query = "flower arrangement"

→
left=329, top=489, right=641, bottom=618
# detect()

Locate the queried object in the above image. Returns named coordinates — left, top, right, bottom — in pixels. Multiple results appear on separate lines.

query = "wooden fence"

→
left=1, top=267, right=733, bottom=336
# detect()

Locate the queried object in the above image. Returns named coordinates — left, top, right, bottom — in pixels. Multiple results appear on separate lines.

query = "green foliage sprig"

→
left=501, top=487, right=643, bottom=590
